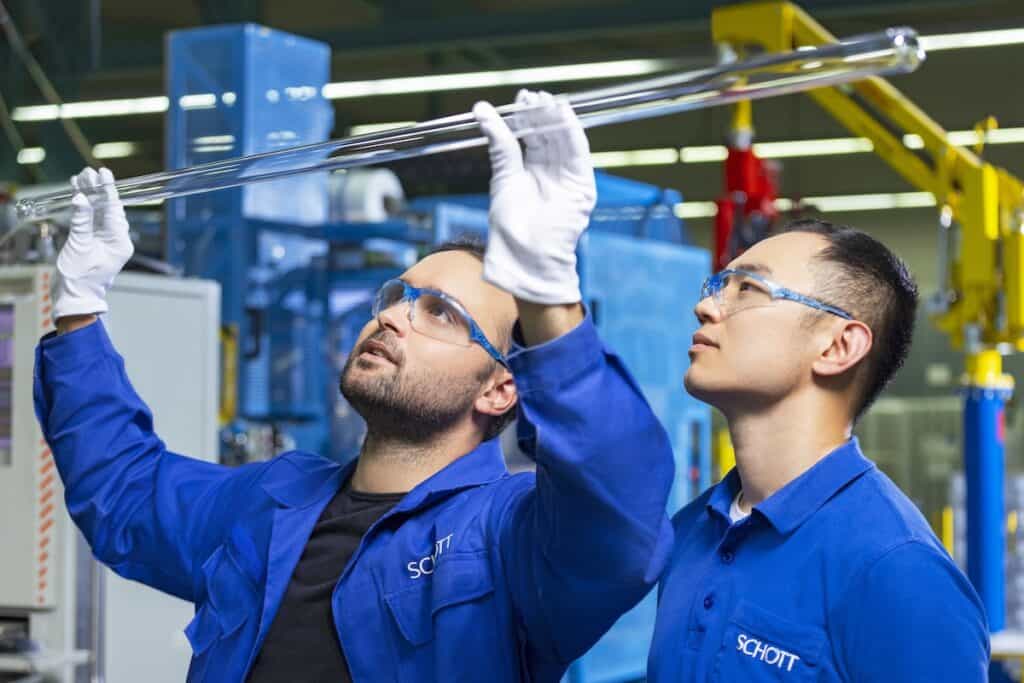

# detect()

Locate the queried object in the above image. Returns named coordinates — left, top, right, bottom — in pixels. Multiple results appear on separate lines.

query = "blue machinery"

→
left=166, top=24, right=710, bottom=681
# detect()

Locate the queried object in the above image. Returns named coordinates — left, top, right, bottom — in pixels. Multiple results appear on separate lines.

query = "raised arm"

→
left=475, top=91, right=676, bottom=670
left=34, top=168, right=258, bottom=601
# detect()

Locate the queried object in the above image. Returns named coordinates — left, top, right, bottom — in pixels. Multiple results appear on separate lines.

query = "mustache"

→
left=356, top=330, right=404, bottom=365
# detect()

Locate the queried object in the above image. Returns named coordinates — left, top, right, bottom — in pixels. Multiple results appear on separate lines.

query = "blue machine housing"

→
left=166, top=24, right=710, bottom=683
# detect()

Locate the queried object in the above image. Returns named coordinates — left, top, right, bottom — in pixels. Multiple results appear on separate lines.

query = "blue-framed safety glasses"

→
left=700, top=269, right=854, bottom=320
left=372, top=279, right=509, bottom=368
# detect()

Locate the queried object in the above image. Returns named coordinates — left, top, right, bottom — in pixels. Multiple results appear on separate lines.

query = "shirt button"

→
left=721, top=550, right=735, bottom=564
left=703, top=595, right=715, bottom=610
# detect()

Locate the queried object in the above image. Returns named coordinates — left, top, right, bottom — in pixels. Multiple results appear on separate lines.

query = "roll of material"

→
left=329, top=169, right=405, bottom=223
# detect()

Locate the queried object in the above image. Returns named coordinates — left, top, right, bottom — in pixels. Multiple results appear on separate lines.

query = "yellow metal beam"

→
left=710, top=1, right=1024, bottom=352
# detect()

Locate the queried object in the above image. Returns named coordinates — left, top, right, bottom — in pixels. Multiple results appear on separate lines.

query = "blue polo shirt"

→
left=648, top=438, right=989, bottom=682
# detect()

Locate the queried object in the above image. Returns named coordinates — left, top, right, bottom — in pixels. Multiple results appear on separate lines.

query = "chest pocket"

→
left=184, top=531, right=263, bottom=668
left=385, top=552, right=496, bottom=647
left=712, top=601, right=826, bottom=683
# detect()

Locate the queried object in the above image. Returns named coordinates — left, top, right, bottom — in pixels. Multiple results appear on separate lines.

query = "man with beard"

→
left=34, top=90, right=675, bottom=682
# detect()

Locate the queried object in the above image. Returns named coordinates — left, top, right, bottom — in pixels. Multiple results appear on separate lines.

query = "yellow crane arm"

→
left=711, top=1, right=1024, bottom=351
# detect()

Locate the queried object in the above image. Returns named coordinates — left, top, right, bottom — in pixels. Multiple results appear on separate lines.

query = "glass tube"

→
left=15, top=27, right=922, bottom=221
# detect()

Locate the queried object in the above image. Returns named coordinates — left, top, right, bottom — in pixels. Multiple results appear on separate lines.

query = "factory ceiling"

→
left=2, top=0, right=1023, bottom=205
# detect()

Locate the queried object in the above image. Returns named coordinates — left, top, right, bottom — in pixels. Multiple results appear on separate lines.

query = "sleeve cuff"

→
left=38, top=319, right=117, bottom=370
left=507, top=312, right=604, bottom=394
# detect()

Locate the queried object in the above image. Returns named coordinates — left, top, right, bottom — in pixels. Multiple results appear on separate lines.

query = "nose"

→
left=694, top=295, right=722, bottom=325
left=376, top=300, right=411, bottom=336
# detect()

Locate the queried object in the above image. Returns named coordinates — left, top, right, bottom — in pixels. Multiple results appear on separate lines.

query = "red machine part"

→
left=713, top=145, right=780, bottom=271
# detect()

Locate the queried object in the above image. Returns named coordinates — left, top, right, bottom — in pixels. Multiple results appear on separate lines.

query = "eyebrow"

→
left=398, top=277, right=471, bottom=313
left=731, top=262, right=773, bottom=276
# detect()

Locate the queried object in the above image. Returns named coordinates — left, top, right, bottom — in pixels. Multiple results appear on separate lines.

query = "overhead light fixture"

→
left=16, top=147, right=45, bottom=164
left=592, top=148, right=679, bottom=168
left=752, top=137, right=874, bottom=158
left=674, top=191, right=936, bottom=218
left=179, top=94, right=217, bottom=110
left=795, top=191, right=935, bottom=212
left=680, top=145, right=728, bottom=163
left=674, top=201, right=719, bottom=219
left=93, top=141, right=141, bottom=159
left=12, top=96, right=169, bottom=121
left=192, top=135, right=236, bottom=145
left=921, top=28, right=1024, bottom=52
left=192, top=145, right=234, bottom=154
left=8, top=26, right=1024, bottom=123
left=349, top=121, right=418, bottom=136
left=322, top=59, right=673, bottom=100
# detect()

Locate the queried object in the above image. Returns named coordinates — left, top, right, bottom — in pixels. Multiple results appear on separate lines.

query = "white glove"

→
left=473, top=90, right=597, bottom=305
left=53, top=167, right=134, bottom=319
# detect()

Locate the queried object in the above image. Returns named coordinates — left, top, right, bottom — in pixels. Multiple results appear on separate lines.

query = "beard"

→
left=339, top=343, right=488, bottom=444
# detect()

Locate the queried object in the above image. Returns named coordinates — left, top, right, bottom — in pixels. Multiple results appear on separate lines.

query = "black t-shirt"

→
left=246, top=480, right=405, bottom=683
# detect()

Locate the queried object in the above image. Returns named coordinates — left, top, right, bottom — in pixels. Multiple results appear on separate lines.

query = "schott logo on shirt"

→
left=736, top=633, right=801, bottom=672
left=407, top=533, right=454, bottom=579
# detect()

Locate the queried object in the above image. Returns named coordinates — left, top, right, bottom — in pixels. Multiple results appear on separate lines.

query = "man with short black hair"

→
left=648, top=219, right=989, bottom=682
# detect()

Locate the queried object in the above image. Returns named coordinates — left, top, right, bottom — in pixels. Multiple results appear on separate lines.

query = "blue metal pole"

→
left=963, top=350, right=1014, bottom=633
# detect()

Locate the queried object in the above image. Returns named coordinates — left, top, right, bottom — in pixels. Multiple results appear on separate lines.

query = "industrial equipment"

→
left=0, top=268, right=220, bottom=683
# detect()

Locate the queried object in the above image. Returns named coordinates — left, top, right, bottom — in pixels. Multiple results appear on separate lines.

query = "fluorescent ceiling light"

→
left=322, top=59, right=672, bottom=100
left=592, top=148, right=679, bottom=168
left=192, top=135, right=236, bottom=145
left=674, top=201, right=719, bottom=219
left=12, top=105, right=59, bottom=122
left=922, top=28, right=1024, bottom=52
left=16, top=147, right=45, bottom=164
left=753, top=137, right=874, bottom=158
left=801, top=191, right=935, bottom=212
left=93, top=141, right=140, bottom=159
left=179, top=93, right=217, bottom=110
left=7, top=27, right=1023, bottom=122
left=350, top=121, right=418, bottom=136
left=12, top=96, right=168, bottom=121
left=680, top=145, right=728, bottom=163
left=674, top=191, right=936, bottom=218
left=986, top=128, right=1024, bottom=144
left=192, top=144, right=234, bottom=153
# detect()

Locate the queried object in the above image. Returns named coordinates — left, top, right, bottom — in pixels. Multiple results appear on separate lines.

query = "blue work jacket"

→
left=34, top=316, right=675, bottom=682
left=647, top=438, right=989, bottom=682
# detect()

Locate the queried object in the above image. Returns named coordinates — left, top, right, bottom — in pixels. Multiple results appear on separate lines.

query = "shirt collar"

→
left=754, top=437, right=874, bottom=535
left=706, top=468, right=742, bottom=525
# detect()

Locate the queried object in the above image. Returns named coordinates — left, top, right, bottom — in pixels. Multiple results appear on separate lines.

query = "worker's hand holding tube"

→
left=473, top=89, right=596, bottom=305
left=52, top=167, right=133, bottom=321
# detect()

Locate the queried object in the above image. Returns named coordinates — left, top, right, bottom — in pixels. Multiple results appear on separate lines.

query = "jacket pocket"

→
left=385, top=553, right=495, bottom=647
left=711, top=600, right=826, bottom=682
left=184, top=542, right=261, bottom=681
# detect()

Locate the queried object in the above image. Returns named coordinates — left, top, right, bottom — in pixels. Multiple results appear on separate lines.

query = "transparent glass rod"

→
left=16, top=27, right=923, bottom=221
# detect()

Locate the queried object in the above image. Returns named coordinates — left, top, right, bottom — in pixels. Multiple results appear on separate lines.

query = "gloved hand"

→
left=52, top=167, right=134, bottom=319
left=473, top=89, right=597, bottom=305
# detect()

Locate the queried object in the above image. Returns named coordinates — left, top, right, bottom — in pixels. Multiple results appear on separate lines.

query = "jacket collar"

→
left=260, top=438, right=509, bottom=511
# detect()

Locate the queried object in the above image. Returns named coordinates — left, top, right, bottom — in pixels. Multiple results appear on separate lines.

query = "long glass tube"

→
left=15, top=27, right=923, bottom=221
